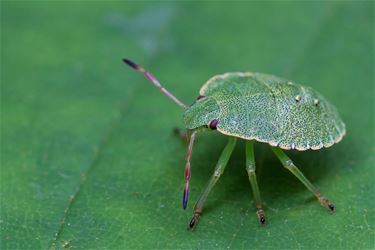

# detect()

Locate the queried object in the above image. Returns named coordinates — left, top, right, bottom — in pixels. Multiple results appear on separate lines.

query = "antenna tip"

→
left=123, top=58, right=141, bottom=71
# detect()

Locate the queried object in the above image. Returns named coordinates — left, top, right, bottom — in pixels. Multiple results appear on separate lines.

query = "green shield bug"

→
left=123, top=58, right=346, bottom=230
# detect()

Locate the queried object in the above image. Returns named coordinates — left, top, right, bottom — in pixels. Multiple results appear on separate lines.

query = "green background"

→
left=1, top=2, right=374, bottom=249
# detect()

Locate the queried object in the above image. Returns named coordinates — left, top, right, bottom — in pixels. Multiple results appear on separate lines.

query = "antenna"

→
left=123, top=58, right=187, bottom=109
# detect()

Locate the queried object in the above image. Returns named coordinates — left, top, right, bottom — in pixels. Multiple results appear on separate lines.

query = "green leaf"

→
left=1, top=2, right=374, bottom=249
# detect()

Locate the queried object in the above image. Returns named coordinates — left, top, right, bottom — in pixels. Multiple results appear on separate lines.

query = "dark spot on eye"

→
left=209, top=119, right=218, bottom=130
left=196, top=95, right=205, bottom=100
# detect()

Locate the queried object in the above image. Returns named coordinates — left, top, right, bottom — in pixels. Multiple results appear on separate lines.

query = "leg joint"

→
left=247, top=168, right=256, bottom=176
left=213, top=166, right=224, bottom=178
left=246, top=163, right=255, bottom=174
left=284, top=159, right=296, bottom=170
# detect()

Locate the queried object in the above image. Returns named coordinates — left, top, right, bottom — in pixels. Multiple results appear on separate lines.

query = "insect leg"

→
left=245, top=141, right=266, bottom=225
left=188, top=137, right=237, bottom=231
left=182, top=131, right=197, bottom=209
left=271, top=147, right=335, bottom=212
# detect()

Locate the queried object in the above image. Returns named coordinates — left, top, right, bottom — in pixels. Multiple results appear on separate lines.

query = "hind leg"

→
left=271, top=147, right=335, bottom=212
left=188, top=137, right=237, bottom=230
left=246, top=141, right=266, bottom=225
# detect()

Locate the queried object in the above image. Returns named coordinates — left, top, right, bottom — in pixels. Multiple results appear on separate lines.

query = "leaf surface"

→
left=1, top=2, right=374, bottom=249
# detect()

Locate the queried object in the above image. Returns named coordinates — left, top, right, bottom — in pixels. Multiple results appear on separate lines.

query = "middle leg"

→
left=245, top=141, right=266, bottom=225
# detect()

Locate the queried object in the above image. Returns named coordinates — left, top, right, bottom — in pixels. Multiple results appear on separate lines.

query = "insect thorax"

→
left=183, top=97, right=220, bottom=130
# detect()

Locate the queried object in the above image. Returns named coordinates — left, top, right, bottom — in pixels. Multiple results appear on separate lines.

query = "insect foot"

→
left=188, top=212, right=201, bottom=231
left=256, top=208, right=266, bottom=226
left=318, top=195, right=335, bottom=212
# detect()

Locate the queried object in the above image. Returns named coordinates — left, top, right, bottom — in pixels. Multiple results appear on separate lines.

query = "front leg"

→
left=188, top=137, right=237, bottom=230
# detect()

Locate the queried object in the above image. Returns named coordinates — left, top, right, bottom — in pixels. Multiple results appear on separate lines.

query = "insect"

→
left=123, top=58, right=346, bottom=230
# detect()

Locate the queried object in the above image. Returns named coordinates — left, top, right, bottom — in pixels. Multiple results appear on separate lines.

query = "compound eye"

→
left=209, top=119, right=218, bottom=130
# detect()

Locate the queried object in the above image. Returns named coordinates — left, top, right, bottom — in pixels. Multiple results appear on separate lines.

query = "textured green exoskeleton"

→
left=123, top=59, right=346, bottom=231
left=185, top=72, right=345, bottom=150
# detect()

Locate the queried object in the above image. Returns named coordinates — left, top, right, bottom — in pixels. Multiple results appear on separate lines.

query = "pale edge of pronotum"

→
left=217, top=127, right=346, bottom=151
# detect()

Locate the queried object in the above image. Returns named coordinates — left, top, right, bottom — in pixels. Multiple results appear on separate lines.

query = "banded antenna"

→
left=123, top=58, right=187, bottom=109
